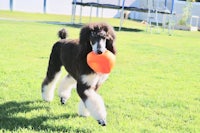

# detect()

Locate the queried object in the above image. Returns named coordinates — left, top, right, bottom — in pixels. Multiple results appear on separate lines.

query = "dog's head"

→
left=79, top=22, right=116, bottom=55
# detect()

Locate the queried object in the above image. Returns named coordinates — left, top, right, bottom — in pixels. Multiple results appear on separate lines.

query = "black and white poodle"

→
left=41, top=22, right=116, bottom=126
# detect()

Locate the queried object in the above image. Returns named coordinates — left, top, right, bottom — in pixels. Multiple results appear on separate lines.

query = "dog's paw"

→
left=97, top=119, right=107, bottom=126
left=60, top=97, right=67, bottom=104
left=42, top=89, right=54, bottom=102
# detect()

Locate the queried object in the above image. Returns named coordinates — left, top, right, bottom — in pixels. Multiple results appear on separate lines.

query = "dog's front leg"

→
left=77, top=81, right=107, bottom=126
left=58, top=75, right=76, bottom=104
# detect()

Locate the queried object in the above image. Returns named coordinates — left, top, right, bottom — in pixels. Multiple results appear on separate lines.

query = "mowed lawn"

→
left=0, top=11, right=200, bottom=133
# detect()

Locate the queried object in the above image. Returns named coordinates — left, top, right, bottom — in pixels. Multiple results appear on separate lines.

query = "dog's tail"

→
left=58, top=28, right=68, bottom=39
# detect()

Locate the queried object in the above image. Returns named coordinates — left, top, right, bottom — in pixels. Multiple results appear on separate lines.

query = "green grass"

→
left=0, top=11, right=200, bottom=133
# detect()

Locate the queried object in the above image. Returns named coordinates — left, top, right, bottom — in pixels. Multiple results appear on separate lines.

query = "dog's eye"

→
left=101, top=36, right=106, bottom=39
left=90, top=39, right=96, bottom=45
left=91, top=32, right=97, bottom=37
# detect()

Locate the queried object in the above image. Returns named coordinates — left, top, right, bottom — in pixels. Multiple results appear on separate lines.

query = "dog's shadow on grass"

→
left=0, top=101, right=91, bottom=132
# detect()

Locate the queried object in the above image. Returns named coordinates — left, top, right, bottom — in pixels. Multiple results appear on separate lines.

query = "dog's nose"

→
left=97, top=50, right=103, bottom=54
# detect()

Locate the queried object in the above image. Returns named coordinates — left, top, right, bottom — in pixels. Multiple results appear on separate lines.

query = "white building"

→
left=0, top=0, right=199, bottom=27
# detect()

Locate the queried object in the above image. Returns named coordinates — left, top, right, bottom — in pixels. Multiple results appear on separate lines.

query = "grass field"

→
left=0, top=11, right=200, bottom=133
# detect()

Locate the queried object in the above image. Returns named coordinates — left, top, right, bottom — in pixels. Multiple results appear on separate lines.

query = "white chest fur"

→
left=81, top=73, right=109, bottom=88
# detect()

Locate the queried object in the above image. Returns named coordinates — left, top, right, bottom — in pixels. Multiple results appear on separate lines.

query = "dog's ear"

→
left=79, top=24, right=93, bottom=56
left=80, top=25, right=91, bottom=44
left=106, top=25, right=116, bottom=55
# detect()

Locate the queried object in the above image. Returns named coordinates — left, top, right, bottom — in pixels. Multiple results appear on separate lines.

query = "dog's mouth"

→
left=94, top=48, right=107, bottom=55
left=96, top=49, right=104, bottom=54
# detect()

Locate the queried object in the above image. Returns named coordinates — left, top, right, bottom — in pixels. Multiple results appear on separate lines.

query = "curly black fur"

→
left=42, top=22, right=116, bottom=102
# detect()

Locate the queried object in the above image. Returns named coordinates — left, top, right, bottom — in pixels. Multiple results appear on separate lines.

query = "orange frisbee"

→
left=87, top=50, right=116, bottom=73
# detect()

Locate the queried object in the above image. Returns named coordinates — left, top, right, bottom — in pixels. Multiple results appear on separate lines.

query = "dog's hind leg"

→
left=58, top=75, right=76, bottom=104
left=42, top=71, right=61, bottom=102
left=41, top=43, right=62, bottom=102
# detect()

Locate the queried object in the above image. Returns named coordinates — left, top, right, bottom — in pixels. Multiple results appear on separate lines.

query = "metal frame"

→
left=71, top=0, right=175, bottom=32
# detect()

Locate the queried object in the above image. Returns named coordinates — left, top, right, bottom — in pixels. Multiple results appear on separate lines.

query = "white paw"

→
left=42, top=86, right=54, bottom=102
